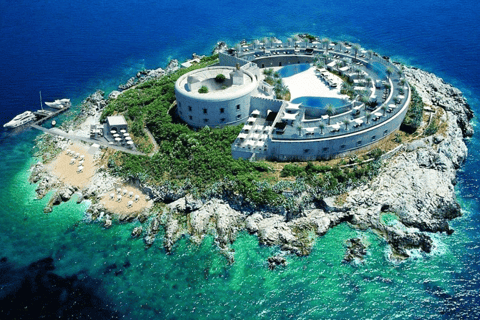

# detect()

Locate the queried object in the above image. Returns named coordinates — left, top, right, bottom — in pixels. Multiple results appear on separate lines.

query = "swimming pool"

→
left=292, top=96, right=350, bottom=119
left=278, top=63, right=311, bottom=77
left=291, top=96, right=347, bottom=108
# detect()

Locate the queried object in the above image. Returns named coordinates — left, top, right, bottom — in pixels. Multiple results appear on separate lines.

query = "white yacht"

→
left=45, top=98, right=71, bottom=109
left=3, top=111, right=37, bottom=128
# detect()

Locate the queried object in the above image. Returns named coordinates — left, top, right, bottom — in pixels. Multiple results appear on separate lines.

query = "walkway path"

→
left=31, top=124, right=145, bottom=156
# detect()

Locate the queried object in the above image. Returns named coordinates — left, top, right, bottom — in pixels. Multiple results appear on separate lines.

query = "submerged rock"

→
left=268, top=256, right=287, bottom=270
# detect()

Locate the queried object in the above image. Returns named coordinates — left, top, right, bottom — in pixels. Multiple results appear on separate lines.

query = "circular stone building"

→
left=175, top=65, right=259, bottom=128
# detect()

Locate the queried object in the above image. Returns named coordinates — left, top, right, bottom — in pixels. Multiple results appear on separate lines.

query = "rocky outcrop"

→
left=343, top=238, right=367, bottom=263
left=142, top=66, right=472, bottom=263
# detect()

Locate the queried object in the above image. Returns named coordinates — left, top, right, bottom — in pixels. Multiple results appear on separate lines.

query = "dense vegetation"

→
left=100, top=54, right=383, bottom=211
left=401, top=86, right=424, bottom=133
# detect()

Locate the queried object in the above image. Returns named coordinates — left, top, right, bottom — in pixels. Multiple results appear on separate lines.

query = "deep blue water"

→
left=278, top=63, right=311, bottom=77
left=1, top=0, right=480, bottom=318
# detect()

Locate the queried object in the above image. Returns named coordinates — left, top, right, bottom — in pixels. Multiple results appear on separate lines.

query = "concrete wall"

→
left=250, top=96, right=284, bottom=117
left=264, top=95, right=409, bottom=161
left=177, top=92, right=252, bottom=128
left=253, top=55, right=315, bottom=68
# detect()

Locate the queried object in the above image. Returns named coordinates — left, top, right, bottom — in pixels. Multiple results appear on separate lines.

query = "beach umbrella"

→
left=117, top=195, right=122, bottom=202
left=110, top=129, right=116, bottom=134
left=113, top=133, right=120, bottom=138
left=125, top=137, right=132, bottom=141
left=117, top=188, right=122, bottom=194
left=70, top=158, right=75, bottom=165
left=120, top=129, right=126, bottom=133
left=80, top=154, right=85, bottom=159
left=129, top=191, right=134, bottom=198
left=77, top=165, right=84, bottom=173
left=115, top=138, right=122, bottom=143
left=134, top=195, right=140, bottom=202
left=123, top=133, right=130, bottom=137
left=127, top=201, right=133, bottom=208
left=123, top=189, right=128, bottom=195
left=75, top=152, right=80, bottom=158
left=78, top=160, right=84, bottom=166
left=127, top=141, right=134, bottom=145
left=67, top=149, right=71, bottom=155
left=109, top=193, right=114, bottom=200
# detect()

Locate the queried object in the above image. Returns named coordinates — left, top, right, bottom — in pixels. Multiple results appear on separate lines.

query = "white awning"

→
left=331, top=124, right=341, bottom=130
left=322, top=115, right=329, bottom=120
left=247, top=117, right=256, bottom=123
left=255, top=141, right=265, bottom=147
left=282, top=112, right=297, bottom=121
left=305, top=127, right=315, bottom=132
left=374, top=112, right=382, bottom=117
left=286, top=103, right=301, bottom=111
left=238, top=133, right=248, bottom=139
left=354, top=119, right=364, bottom=125
left=243, top=125, right=252, bottom=131
left=251, top=109, right=260, bottom=116
left=388, top=104, right=396, bottom=108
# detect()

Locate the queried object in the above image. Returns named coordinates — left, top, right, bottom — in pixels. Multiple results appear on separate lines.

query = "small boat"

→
left=35, top=92, right=53, bottom=118
left=3, top=111, right=37, bottom=128
left=45, top=98, right=71, bottom=109
left=51, top=120, right=56, bottom=127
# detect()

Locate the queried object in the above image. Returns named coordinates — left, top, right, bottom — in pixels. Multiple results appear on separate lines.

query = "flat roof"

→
left=107, top=115, right=127, bottom=126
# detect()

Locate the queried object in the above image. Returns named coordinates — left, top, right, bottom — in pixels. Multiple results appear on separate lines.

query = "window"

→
left=279, top=62, right=282, bottom=66
left=237, top=114, right=241, bottom=119
left=178, top=102, right=181, bottom=108
left=341, top=145, right=346, bottom=149
left=383, top=130, right=388, bottom=136
left=188, top=106, right=192, bottom=111
left=357, top=140, right=362, bottom=145
left=203, top=108, right=207, bottom=114
left=322, top=147, right=329, bottom=152
left=220, top=108, right=225, bottom=113
left=236, top=104, right=240, bottom=110
left=203, top=119, right=209, bottom=123
left=189, top=116, right=192, bottom=120
left=304, top=149, right=310, bottom=153
left=372, top=136, right=376, bottom=140
left=220, top=118, right=226, bottom=122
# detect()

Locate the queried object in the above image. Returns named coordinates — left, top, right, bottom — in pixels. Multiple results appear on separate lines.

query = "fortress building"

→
left=175, top=38, right=411, bottom=161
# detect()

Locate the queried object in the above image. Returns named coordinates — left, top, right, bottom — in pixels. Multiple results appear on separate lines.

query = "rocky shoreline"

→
left=30, top=63, right=473, bottom=265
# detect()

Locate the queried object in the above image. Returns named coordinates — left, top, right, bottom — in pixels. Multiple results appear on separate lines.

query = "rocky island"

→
left=29, top=36, right=473, bottom=265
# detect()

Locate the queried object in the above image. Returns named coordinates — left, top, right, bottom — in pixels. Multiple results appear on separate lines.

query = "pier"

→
left=31, top=105, right=70, bottom=127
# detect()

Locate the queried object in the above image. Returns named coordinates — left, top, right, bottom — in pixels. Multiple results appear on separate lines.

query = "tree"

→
left=343, top=118, right=351, bottom=130
left=319, top=122, right=325, bottom=134
left=386, top=66, right=394, bottom=80
left=322, top=38, right=330, bottom=51
left=353, top=44, right=361, bottom=60
left=326, top=104, right=335, bottom=125
left=365, top=111, right=372, bottom=124
left=198, top=86, right=209, bottom=94
left=297, top=125, right=303, bottom=136
left=381, top=105, right=388, bottom=116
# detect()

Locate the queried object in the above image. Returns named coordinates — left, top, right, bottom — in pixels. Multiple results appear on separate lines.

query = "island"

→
left=29, top=34, right=473, bottom=266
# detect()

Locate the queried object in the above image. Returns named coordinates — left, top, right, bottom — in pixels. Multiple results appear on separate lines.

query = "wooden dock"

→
left=31, top=106, right=70, bottom=126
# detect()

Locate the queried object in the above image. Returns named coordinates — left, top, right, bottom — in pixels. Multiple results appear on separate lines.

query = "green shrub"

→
left=215, top=74, right=226, bottom=83
left=198, top=86, right=209, bottom=94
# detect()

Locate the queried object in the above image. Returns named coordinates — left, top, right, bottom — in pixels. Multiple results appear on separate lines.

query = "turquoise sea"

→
left=1, top=0, right=480, bottom=318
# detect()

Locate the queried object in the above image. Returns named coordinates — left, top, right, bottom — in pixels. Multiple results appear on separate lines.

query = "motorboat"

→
left=45, top=98, right=71, bottom=109
left=3, top=111, right=37, bottom=128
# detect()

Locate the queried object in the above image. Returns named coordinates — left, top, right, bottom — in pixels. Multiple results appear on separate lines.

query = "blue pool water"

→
left=1, top=0, right=480, bottom=318
left=278, top=63, right=311, bottom=77
left=291, top=96, right=347, bottom=109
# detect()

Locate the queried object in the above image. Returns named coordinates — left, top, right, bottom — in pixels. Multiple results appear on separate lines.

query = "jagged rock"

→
left=104, top=219, right=112, bottom=229
left=343, top=238, right=367, bottom=263
left=131, top=227, right=143, bottom=238
left=43, top=206, right=53, bottom=214
left=165, top=59, right=179, bottom=74
left=108, top=90, right=122, bottom=100
left=212, top=41, right=228, bottom=55
left=245, top=213, right=263, bottom=233
left=268, top=256, right=287, bottom=270
left=59, top=185, right=75, bottom=202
